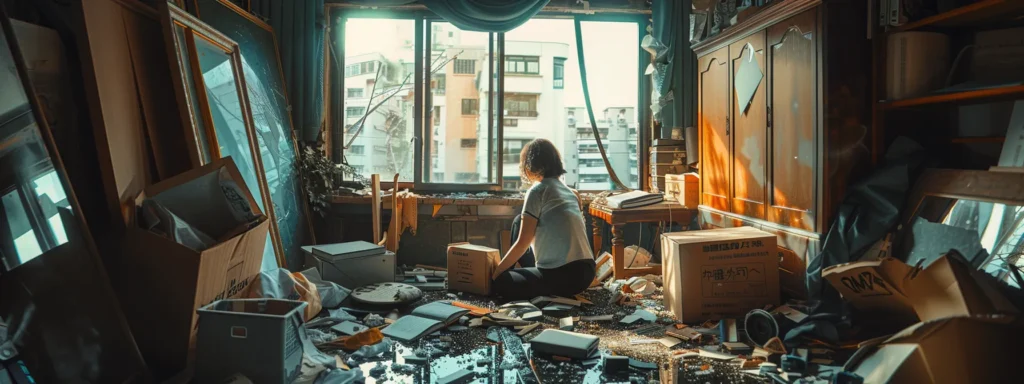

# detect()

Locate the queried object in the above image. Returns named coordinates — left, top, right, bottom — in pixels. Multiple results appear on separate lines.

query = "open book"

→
left=381, top=302, right=469, bottom=342
left=604, top=190, right=663, bottom=209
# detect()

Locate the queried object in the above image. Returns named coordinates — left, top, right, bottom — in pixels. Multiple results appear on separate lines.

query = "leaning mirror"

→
left=0, top=5, right=146, bottom=381
left=902, top=169, right=1024, bottom=288
left=159, top=2, right=284, bottom=268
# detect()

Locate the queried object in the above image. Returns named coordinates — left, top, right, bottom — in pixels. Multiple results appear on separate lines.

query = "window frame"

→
left=326, top=5, right=649, bottom=192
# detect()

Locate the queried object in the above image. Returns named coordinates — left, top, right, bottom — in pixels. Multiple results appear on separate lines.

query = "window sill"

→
left=331, top=193, right=599, bottom=207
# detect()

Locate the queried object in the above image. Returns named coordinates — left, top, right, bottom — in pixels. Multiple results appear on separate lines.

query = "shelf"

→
left=888, top=0, right=1024, bottom=33
left=879, top=84, right=1024, bottom=109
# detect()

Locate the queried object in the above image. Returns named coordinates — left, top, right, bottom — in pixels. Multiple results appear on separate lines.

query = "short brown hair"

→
left=519, top=138, right=566, bottom=179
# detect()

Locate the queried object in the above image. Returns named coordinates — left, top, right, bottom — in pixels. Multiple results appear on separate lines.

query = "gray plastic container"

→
left=196, top=299, right=309, bottom=383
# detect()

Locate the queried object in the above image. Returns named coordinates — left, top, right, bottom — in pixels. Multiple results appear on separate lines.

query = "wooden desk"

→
left=589, top=201, right=696, bottom=279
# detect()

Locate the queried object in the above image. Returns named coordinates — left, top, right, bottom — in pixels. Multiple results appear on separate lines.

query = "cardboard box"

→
left=447, top=243, right=500, bottom=295
left=661, top=226, right=779, bottom=322
left=904, top=252, right=1019, bottom=322
left=849, top=316, right=1022, bottom=383
left=824, top=252, right=1018, bottom=324
left=822, top=257, right=917, bottom=322
left=302, top=246, right=396, bottom=288
left=665, top=173, right=699, bottom=207
left=115, top=158, right=268, bottom=378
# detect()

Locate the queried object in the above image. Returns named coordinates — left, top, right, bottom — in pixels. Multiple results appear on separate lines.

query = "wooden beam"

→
left=371, top=174, right=381, bottom=243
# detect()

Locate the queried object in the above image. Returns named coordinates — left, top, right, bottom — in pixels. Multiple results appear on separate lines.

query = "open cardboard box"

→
left=847, top=315, right=1022, bottom=383
left=114, top=157, right=269, bottom=378
left=447, top=242, right=500, bottom=296
left=823, top=250, right=1019, bottom=324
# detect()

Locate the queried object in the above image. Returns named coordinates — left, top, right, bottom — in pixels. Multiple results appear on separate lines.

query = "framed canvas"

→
left=190, top=0, right=315, bottom=269
left=0, top=5, right=147, bottom=381
left=159, top=2, right=284, bottom=267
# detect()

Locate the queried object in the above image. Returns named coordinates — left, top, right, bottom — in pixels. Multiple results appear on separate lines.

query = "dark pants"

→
left=492, top=215, right=596, bottom=300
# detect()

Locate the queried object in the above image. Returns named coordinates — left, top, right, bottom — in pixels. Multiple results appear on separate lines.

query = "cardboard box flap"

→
left=905, top=252, right=1019, bottom=322
left=449, top=243, right=500, bottom=254
left=139, top=157, right=264, bottom=239
left=662, top=226, right=773, bottom=245
left=822, top=257, right=917, bottom=320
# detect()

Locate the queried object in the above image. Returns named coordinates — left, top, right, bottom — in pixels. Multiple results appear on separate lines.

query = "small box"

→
left=447, top=243, right=500, bottom=295
left=665, top=173, right=699, bottom=207
left=661, top=227, right=779, bottom=322
left=116, top=158, right=268, bottom=378
left=302, top=246, right=395, bottom=289
left=196, top=299, right=309, bottom=384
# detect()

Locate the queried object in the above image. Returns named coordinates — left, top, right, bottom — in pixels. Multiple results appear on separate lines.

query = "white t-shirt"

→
left=522, top=178, right=594, bottom=269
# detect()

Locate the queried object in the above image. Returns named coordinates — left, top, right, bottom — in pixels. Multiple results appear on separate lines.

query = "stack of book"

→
left=604, top=190, right=664, bottom=209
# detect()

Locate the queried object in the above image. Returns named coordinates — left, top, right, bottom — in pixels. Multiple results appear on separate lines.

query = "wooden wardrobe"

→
left=694, top=0, right=873, bottom=298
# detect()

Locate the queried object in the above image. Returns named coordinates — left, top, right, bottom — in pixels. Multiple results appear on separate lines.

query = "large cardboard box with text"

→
left=662, top=227, right=780, bottom=323
left=447, top=243, right=500, bottom=296
left=115, top=158, right=268, bottom=379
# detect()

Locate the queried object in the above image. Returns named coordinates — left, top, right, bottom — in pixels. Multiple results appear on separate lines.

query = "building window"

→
left=433, top=172, right=444, bottom=181
left=433, top=106, right=441, bottom=126
left=346, top=106, right=366, bottom=117
left=347, top=88, right=364, bottom=98
left=503, top=139, right=529, bottom=164
left=504, top=118, right=518, bottom=127
left=453, top=59, right=475, bottom=74
left=503, top=178, right=521, bottom=190
left=349, top=145, right=365, bottom=155
left=461, top=139, right=478, bottom=148
left=461, top=99, right=479, bottom=115
left=505, top=56, right=540, bottom=74
left=504, top=94, right=538, bottom=117
left=454, top=172, right=480, bottom=182
left=432, top=74, right=446, bottom=95
left=373, top=145, right=388, bottom=154
left=553, top=57, right=565, bottom=89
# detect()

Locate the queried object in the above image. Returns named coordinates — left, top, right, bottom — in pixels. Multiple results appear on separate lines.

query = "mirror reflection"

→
left=911, top=195, right=1024, bottom=287
left=0, top=26, right=71, bottom=271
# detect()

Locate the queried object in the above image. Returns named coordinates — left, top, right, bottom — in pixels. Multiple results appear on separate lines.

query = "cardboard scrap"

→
left=822, top=257, right=918, bottom=320
left=762, top=337, right=787, bottom=355
left=659, top=336, right=683, bottom=348
left=517, top=322, right=540, bottom=336
left=452, top=301, right=492, bottom=317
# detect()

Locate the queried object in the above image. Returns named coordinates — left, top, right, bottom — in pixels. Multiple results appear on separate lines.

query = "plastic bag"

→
left=246, top=268, right=322, bottom=321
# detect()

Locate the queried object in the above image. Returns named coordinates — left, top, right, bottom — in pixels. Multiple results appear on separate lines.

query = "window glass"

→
left=503, top=19, right=639, bottom=190
left=2, top=190, right=42, bottom=263
left=343, top=18, right=415, bottom=181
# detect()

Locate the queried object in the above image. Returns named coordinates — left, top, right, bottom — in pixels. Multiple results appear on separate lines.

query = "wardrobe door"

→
left=729, top=31, right=768, bottom=220
left=699, top=46, right=731, bottom=212
left=767, top=9, right=818, bottom=232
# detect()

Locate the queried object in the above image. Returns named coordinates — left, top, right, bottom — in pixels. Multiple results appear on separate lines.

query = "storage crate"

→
left=196, top=299, right=309, bottom=384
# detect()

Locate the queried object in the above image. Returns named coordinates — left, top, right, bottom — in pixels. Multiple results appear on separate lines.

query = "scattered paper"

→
left=659, top=336, right=683, bottom=348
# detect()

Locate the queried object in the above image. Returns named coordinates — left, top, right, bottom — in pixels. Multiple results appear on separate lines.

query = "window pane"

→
left=503, top=19, right=640, bottom=190
left=2, top=190, right=42, bottom=263
left=32, top=171, right=69, bottom=247
left=427, top=22, right=494, bottom=184
left=343, top=18, right=415, bottom=181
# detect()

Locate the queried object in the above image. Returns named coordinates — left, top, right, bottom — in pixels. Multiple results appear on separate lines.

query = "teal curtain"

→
left=420, top=0, right=549, bottom=32
left=652, top=0, right=694, bottom=138
left=342, top=0, right=549, bottom=32
left=251, top=0, right=326, bottom=143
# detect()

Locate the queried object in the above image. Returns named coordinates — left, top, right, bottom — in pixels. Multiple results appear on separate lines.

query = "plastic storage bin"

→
left=196, top=299, right=309, bottom=383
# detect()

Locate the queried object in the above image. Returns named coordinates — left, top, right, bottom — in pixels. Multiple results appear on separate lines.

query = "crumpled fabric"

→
left=349, top=337, right=394, bottom=360
left=806, top=137, right=929, bottom=309
left=246, top=268, right=322, bottom=320
left=300, top=267, right=351, bottom=308
left=314, top=367, right=365, bottom=384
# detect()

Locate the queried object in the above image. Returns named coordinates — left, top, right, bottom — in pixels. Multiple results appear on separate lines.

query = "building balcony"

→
left=505, top=110, right=538, bottom=118
left=578, top=166, right=607, bottom=174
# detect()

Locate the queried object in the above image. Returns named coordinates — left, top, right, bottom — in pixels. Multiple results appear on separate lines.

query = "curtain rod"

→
left=327, top=3, right=651, bottom=15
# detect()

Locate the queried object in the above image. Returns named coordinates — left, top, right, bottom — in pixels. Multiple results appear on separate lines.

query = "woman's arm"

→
left=493, top=214, right=538, bottom=279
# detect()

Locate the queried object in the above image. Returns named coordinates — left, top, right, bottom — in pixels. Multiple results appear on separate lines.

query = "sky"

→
left=344, top=18, right=640, bottom=114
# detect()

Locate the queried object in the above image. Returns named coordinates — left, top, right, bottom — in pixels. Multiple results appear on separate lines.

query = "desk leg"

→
left=591, top=216, right=603, bottom=254
left=611, top=225, right=625, bottom=279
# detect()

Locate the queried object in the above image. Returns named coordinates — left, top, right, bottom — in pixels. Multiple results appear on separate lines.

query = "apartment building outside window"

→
left=347, top=88, right=364, bottom=98
left=346, top=106, right=366, bottom=117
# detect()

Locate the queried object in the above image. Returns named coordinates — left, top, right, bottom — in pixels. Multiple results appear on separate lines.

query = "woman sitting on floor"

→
left=492, top=138, right=596, bottom=300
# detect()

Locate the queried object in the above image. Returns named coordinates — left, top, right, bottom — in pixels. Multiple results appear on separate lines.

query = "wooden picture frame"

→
left=190, top=0, right=316, bottom=269
left=158, top=2, right=286, bottom=266
left=0, top=5, right=147, bottom=381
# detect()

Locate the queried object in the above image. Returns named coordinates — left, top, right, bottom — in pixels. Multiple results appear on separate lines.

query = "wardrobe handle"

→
left=725, top=115, right=730, bottom=135
left=767, top=106, right=772, bottom=128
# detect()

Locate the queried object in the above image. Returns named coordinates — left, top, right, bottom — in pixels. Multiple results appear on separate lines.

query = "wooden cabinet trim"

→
left=692, top=0, right=821, bottom=56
